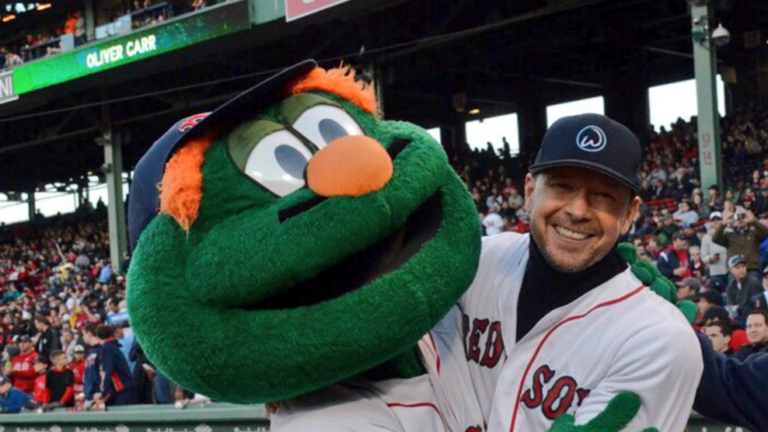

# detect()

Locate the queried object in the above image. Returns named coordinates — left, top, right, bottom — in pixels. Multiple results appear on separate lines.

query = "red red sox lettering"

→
left=521, top=365, right=591, bottom=419
left=463, top=314, right=504, bottom=368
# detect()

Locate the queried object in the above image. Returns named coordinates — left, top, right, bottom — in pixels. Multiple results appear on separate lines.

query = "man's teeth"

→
left=555, top=226, right=589, bottom=240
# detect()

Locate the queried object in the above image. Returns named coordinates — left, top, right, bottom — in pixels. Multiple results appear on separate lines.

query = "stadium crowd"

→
left=0, top=111, right=767, bottom=414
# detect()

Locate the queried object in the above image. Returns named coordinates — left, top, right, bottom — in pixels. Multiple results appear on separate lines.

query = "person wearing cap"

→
left=0, top=375, right=30, bottom=414
left=725, top=255, right=763, bottom=326
left=676, top=277, right=701, bottom=301
left=700, top=212, right=728, bottom=291
left=656, top=231, right=691, bottom=283
left=713, top=207, right=768, bottom=280
left=69, top=344, right=86, bottom=395
left=6, top=335, right=38, bottom=394
left=454, top=114, right=702, bottom=432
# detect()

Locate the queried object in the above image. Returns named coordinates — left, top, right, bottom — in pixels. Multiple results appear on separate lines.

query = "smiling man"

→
left=456, top=114, right=703, bottom=432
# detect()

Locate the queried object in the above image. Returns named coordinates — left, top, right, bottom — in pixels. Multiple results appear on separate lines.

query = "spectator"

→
left=45, top=350, right=75, bottom=408
left=753, top=186, right=768, bottom=217
left=706, top=185, right=724, bottom=211
left=697, top=289, right=723, bottom=319
left=673, top=200, right=699, bottom=225
left=0, top=47, right=23, bottom=68
left=507, top=187, right=523, bottom=211
left=82, top=323, right=101, bottom=402
left=0, top=375, right=30, bottom=413
left=699, top=305, right=750, bottom=354
left=676, top=277, right=700, bottom=301
left=34, top=315, right=60, bottom=361
left=704, top=321, right=734, bottom=355
left=482, top=206, right=504, bottom=236
left=701, top=211, right=728, bottom=290
left=7, top=335, right=38, bottom=394
left=657, top=231, right=691, bottom=282
left=689, top=245, right=707, bottom=280
left=70, top=345, right=86, bottom=395
left=736, top=310, right=768, bottom=360
left=95, top=325, right=135, bottom=406
left=30, top=356, right=49, bottom=409
left=61, top=329, right=77, bottom=361
left=726, top=255, right=763, bottom=326
left=713, top=208, right=768, bottom=279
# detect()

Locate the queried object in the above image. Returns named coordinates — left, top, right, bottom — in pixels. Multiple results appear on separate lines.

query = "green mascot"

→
left=127, top=60, right=696, bottom=432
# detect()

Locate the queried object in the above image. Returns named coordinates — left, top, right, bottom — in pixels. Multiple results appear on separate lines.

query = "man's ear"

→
left=621, top=195, right=642, bottom=235
left=524, top=173, right=536, bottom=213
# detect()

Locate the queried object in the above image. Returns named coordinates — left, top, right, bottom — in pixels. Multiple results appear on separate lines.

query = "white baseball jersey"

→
left=271, top=373, right=449, bottom=432
left=271, top=307, right=487, bottom=432
left=451, top=232, right=703, bottom=432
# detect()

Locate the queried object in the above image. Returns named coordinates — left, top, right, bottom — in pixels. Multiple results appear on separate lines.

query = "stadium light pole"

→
left=690, top=0, right=723, bottom=192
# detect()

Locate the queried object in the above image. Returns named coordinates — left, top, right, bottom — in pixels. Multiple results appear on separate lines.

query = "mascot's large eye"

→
left=244, top=130, right=313, bottom=197
left=292, top=105, right=364, bottom=147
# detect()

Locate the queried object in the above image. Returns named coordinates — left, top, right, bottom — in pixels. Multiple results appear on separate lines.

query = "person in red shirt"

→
left=7, top=336, right=38, bottom=394
left=31, top=357, right=50, bottom=407
left=69, top=345, right=86, bottom=394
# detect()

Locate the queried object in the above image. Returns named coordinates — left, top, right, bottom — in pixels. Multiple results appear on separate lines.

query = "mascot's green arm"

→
left=547, top=392, right=658, bottom=432
left=617, top=242, right=698, bottom=325
left=546, top=242, right=693, bottom=432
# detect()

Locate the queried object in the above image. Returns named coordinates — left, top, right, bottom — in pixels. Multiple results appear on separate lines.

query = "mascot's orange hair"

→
left=159, top=66, right=377, bottom=231
left=159, top=131, right=217, bottom=232
left=285, top=66, right=380, bottom=116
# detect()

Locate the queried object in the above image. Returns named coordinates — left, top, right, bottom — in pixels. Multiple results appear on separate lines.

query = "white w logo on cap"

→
left=576, top=126, right=607, bottom=152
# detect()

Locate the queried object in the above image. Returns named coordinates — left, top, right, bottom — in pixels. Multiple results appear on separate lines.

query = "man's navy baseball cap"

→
left=128, top=59, right=318, bottom=252
left=529, top=114, right=642, bottom=192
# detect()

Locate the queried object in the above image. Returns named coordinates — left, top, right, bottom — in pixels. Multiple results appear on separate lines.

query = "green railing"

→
left=0, top=403, right=269, bottom=432
left=0, top=405, right=751, bottom=432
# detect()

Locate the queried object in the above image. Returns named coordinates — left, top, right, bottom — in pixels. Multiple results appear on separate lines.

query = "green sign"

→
left=12, top=0, right=251, bottom=95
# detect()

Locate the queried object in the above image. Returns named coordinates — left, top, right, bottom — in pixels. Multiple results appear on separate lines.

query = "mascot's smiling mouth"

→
left=253, top=192, right=443, bottom=311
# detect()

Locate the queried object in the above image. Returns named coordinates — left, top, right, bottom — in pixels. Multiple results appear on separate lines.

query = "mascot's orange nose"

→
left=307, top=135, right=393, bottom=198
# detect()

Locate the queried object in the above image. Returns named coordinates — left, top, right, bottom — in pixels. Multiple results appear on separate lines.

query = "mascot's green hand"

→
left=617, top=243, right=697, bottom=325
left=547, top=392, right=658, bottom=432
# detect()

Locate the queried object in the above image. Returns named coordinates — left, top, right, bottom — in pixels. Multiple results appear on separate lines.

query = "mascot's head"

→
left=127, top=60, right=481, bottom=403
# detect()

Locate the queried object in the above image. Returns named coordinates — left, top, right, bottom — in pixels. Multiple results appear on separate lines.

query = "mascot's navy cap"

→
left=128, top=59, right=318, bottom=252
left=529, top=113, right=641, bottom=192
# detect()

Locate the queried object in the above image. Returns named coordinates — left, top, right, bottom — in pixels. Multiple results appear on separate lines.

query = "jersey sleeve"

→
left=573, top=322, right=702, bottom=432
left=271, top=387, right=403, bottom=432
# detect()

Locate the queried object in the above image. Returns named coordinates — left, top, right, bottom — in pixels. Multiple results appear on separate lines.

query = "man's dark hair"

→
left=95, top=324, right=116, bottom=340
left=706, top=321, right=733, bottom=337
left=34, top=315, right=50, bottom=327
left=748, top=309, right=768, bottom=324
left=83, top=322, right=99, bottom=336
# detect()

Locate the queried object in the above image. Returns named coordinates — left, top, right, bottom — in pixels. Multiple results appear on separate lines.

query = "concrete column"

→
left=604, top=70, right=650, bottom=143
left=85, top=0, right=96, bottom=42
left=516, top=79, right=547, bottom=164
left=27, top=191, right=36, bottom=221
left=691, top=1, right=723, bottom=192
left=102, top=128, right=128, bottom=274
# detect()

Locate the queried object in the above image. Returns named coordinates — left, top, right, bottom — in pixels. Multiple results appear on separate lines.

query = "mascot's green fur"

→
left=128, top=60, right=695, bottom=431
left=127, top=61, right=481, bottom=403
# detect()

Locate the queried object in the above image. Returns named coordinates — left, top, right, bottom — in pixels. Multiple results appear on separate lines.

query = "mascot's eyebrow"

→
left=283, top=66, right=379, bottom=117
left=159, top=130, right=218, bottom=232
